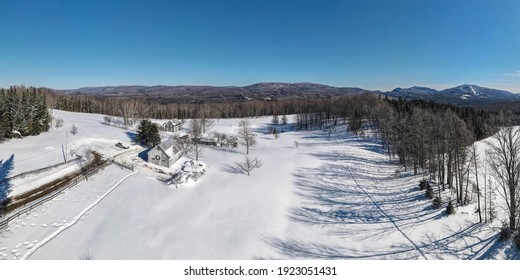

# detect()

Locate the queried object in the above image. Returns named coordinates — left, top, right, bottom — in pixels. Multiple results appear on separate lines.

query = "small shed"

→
left=148, top=138, right=183, bottom=168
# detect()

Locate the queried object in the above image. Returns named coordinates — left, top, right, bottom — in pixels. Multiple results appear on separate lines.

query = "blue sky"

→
left=1, top=0, right=519, bottom=92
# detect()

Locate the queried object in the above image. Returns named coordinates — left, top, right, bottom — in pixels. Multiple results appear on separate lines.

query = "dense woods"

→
left=0, top=86, right=50, bottom=141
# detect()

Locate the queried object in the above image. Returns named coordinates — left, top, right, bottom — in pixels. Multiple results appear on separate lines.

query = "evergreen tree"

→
left=135, top=119, right=161, bottom=146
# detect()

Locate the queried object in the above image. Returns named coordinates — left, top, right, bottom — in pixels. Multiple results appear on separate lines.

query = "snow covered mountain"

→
left=386, top=84, right=520, bottom=105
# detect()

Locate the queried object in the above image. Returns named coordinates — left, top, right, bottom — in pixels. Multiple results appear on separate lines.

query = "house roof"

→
left=164, top=119, right=182, bottom=126
left=157, top=138, right=183, bottom=159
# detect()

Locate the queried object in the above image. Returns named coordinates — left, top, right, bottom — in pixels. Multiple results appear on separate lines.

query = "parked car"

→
left=115, top=142, right=129, bottom=149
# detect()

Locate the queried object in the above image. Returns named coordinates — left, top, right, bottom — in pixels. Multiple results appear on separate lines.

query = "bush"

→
left=425, top=184, right=434, bottom=199
left=432, top=197, right=442, bottom=209
left=446, top=201, right=455, bottom=215
left=514, top=234, right=520, bottom=249
left=499, top=224, right=512, bottom=242
left=419, top=179, right=428, bottom=190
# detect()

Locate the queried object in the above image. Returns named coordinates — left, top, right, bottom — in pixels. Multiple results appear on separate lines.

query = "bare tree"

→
left=238, top=119, right=256, bottom=155
left=235, top=156, right=263, bottom=176
left=487, top=114, right=520, bottom=230
left=103, top=115, right=112, bottom=125
left=189, top=140, right=204, bottom=161
left=70, top=124, right=78, bottom=135
left=281, top=115, right=288, bottom=126
left=55, top=117, right=64, bottom=129
left=189, top=119, right=203, bottom=139
left=201, top=118, right=214, bottom=134
left=119, top=99, right=140, bottom=127
left=79, top=149, right=94, bottom=181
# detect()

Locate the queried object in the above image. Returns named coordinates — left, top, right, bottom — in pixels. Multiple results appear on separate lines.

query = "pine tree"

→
left=136, top=119, right=160, bottom=146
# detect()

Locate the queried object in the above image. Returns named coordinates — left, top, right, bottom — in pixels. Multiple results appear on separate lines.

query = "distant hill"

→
left=385, top=84, right=520, bottom=106
left=52, top=82, right=520, bottom=108
left=55, top=83, right=377, bottom=104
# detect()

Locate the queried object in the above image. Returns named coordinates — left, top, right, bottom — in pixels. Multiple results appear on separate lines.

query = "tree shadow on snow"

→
left=0, top=155, right=15, bottom=201
left=264, top=236, right=421, bottom=259
left=125, top=131, right=137, bottom=143
left=220, top=164, right=243, bottom=175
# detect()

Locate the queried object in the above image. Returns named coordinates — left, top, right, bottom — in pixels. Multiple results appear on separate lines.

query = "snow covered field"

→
left=0, top=110, right=517, bottom=260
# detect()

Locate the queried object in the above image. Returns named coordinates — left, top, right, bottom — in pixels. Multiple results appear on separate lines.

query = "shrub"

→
left=499, top=224, right=512, bottom=242
left=432, top=197, right=442, bottom=209
left=514, top=234, right=520, bottom=249
left=419, top=179, right=428, bottom=190
left=425, top=184, right=434, bottom=199
left=446, top=201, right=455, bottom=215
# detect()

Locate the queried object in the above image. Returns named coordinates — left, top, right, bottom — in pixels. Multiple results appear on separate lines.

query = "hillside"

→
left=385, top=84, right=520, bottom=106
left=0, top=110, right=514, bottom=260
left=55, top=83, right=374, bottom=104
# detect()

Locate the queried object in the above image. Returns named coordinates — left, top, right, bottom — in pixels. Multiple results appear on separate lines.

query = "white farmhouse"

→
left=162, top=119, right=182, bottom=132
left=148, top=138, right=183, bottom=168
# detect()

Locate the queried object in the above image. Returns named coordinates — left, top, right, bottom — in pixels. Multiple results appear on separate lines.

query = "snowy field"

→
left=0, top=110, right=517, bottom=260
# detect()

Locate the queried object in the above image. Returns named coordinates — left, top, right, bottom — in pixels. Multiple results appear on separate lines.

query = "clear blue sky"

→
left=1, top=0, right=519, bottom=92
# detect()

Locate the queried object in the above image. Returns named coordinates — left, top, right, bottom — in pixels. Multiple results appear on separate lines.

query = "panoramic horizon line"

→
left=46, top=82, right=520, bottom=94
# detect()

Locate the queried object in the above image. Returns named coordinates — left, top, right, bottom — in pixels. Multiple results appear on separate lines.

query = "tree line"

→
left=0, top=86, right=51, bottom=141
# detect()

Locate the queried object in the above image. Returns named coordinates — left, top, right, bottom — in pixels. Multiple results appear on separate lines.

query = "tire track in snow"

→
left=345, top=164, right=428, bottom=260
left=20, top=170, right=139, bottom=260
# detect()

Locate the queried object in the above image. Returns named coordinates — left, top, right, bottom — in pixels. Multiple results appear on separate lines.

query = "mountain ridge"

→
left=51, top=82, right=519, bottom=105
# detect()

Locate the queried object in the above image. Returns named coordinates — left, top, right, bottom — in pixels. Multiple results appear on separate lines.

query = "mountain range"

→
left=54, top=82, right=520, bottom=107
left=386, top=84, right=520, bottom=105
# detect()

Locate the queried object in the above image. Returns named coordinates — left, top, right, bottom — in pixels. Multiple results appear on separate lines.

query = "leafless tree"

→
left=487, top=113, right=520, bottom=230
left=79, top=149, right=95, bottom=181
left=235, top=156, right=263, bottom=176
left=189, top=119, right=203, bottom=139
left=119, top=99, right=140, bottom=127
left=201, top=118, right=214, bottom=134
left=281, top=115, right=288, bottom=126
left=68, top=146, right=77, bottom=160
left=55, top=117, right=64, bottom=129
left=238, top=119, right=256, bottom=154
left=103, top=115, right=112, bottom=125
left=189, top=140, right=204, bottom=161
left=70, top=124, right=78, bottom=135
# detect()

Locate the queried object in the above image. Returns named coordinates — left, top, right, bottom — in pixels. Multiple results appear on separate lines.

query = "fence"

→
left=0, top=158, right=81, bottom=185
left=0, top=161, right=111, bottom=229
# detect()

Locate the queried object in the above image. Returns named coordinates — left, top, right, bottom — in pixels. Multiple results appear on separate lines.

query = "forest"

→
left=0, top=86, right=51, bottom=141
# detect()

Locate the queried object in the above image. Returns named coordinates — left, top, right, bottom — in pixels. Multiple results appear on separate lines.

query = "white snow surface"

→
left=0, top=110, right=517, bottom=260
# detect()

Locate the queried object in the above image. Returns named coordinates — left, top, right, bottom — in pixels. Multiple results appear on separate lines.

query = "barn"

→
left=147, top=138, right=183, bottom=168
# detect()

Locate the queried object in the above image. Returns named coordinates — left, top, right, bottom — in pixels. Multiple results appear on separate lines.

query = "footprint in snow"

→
left=26, top=217, right=30, bottom=220
left=82, top=199, right=86, bottom=202
left=11, top=249, right=19, bottom=254
left=41, top=209, right=45, bottom=213
left=21, top=222, right=26, bottom=226
left=41, top=224, right=48, bottom=228
left=0, top=247, right=6, bottom=251
left=73, top=199, right=77, bottom=202
left=34, top=240, right=38, bottom=243
left=25, top=243, right=34, bottom=249
left=22, top=242, right=30, bottom=245
left=30, top=224, right=36, bottom=227
left=33, top=213, right=38, bottom=218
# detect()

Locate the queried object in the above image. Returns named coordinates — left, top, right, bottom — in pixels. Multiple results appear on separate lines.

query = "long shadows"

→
left=0, top=155, right=15, bottom=201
